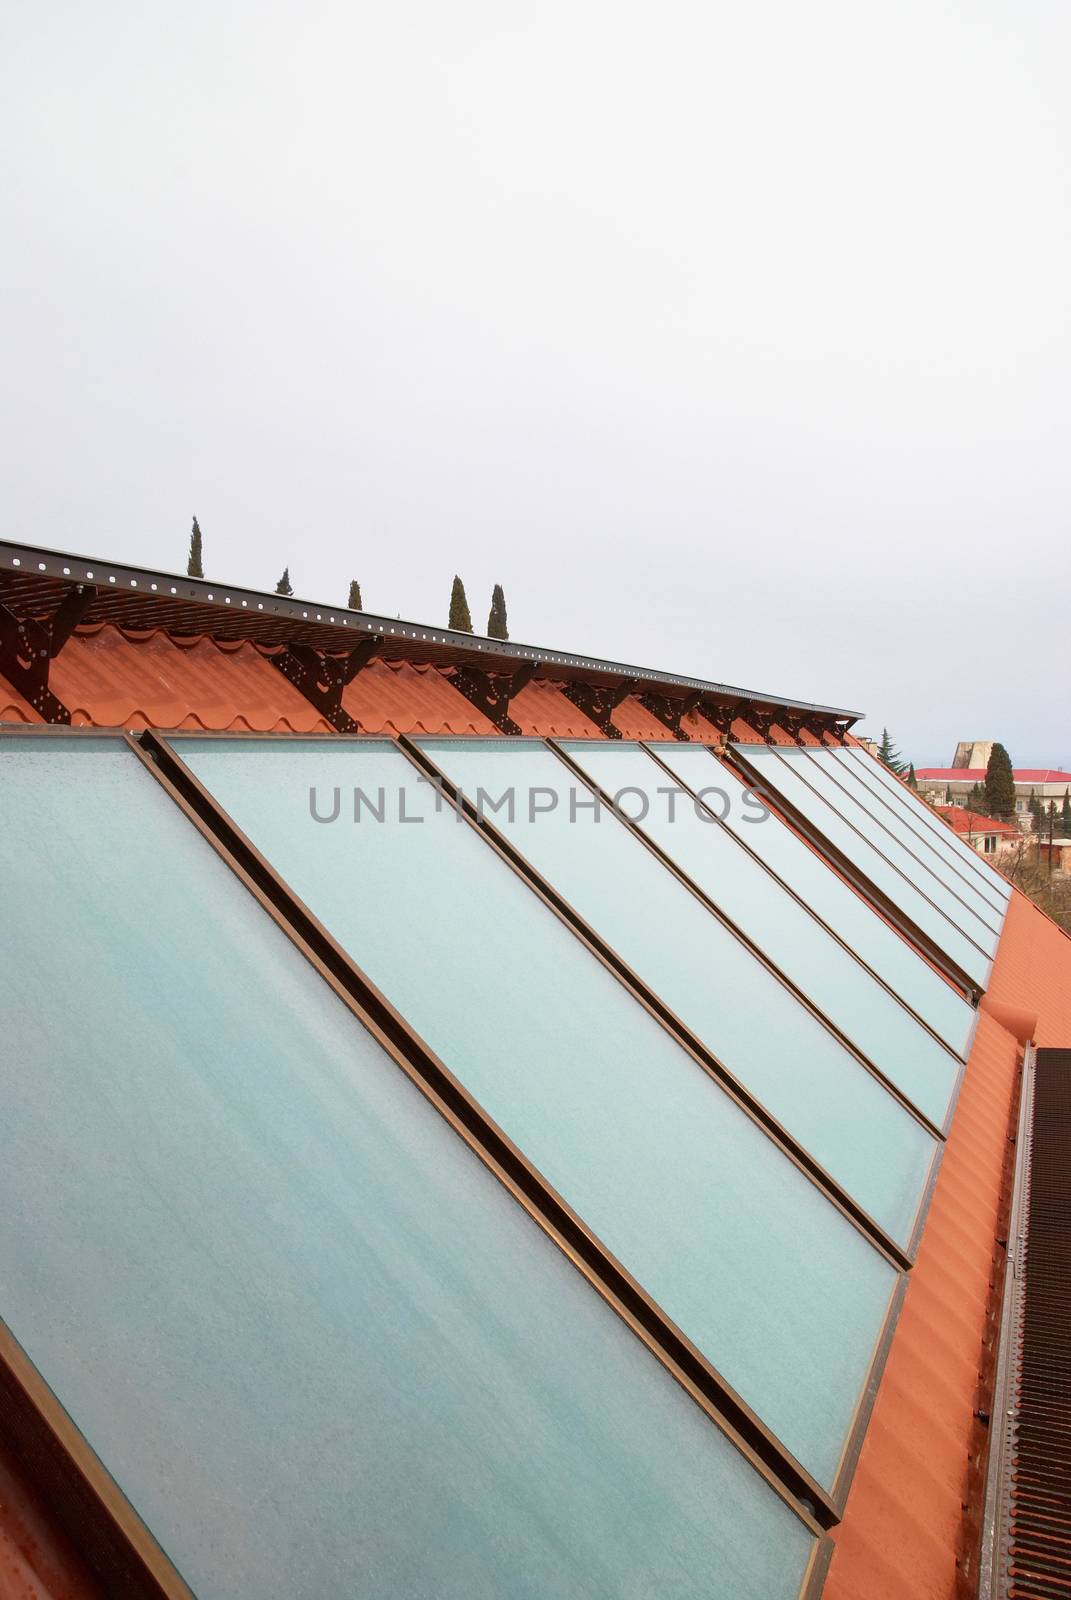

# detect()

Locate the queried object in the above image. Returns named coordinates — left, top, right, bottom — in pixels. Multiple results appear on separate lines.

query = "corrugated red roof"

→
left=509, top=679, right=604, bottom=738
left=826, top=891, right=1071, bottom=1600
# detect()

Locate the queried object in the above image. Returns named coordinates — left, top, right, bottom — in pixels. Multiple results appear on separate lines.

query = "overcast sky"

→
left=3, top=2, right=1068, bottom=764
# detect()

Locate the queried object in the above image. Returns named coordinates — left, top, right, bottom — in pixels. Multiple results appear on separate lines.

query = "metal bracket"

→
left=745, top=703, right=778, bottom=740
left=449, top=662, right=537, bottom=734
left=0, top=585, right=96, bottom=723
left=561, top=677, right=636, bottom=739
left=268, top=636, right=383, bottom=732
left=638, top=690, right=700, bottom=740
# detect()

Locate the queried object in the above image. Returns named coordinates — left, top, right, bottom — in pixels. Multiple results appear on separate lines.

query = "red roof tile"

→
left=0, top=674, right=43, bottom=724
left=610, top=696, right=678, bottom=740
left=341, top=661, right=498, bottom=735
left=0, top=1438, right=102, bottom=1600
left=508, top=679, right=604, bottom=738
left=46, top=626, right=333, bottom=733
left=918, top=768, right=1071, bottom=786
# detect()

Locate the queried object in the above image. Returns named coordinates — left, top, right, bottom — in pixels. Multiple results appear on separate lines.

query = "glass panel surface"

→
left=0, top=735, right=818, bottom=1600
left=179, top=735, right=900, bottom=1491
left=738, top=744, right=993, bottom=990
left=805, top=750, right=1006, bottom=928
left=647, top=742, right=975, bottom=1059
left=769, top=747, right=1001, bottom=949
left=548, top=739, right=957, bottom=1131
left=841, top=747, right=1012, bottom=901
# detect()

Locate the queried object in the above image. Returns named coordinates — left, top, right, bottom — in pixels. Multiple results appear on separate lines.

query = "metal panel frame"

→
left=727, top=742, right=988, bottom=998
left=0, top=722, right=834, bottom=1593
left=842, top=745, right=1012, bottom=902
left=638, top=739, right=973, bottom=1075
left=755, top=745, right=1000, bottom=951
left=796, top=747, right=1006, bottom=932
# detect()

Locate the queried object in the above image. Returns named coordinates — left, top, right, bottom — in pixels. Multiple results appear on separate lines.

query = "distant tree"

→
left=487, top=583, right=508, bottom=640
left=448, top=575, right=473, bottom=633
left=907, top=762, right=918, bottom=789
left=945, top=784, right=953, bottom=804
left=877, top=728, right=906, bottom=775
left=348, top=579, right=363, bottom=610
left=187, top=516, right=204, bottom=578
left=1028, top=789, right=1043, bottom=834
left=275, top=567, right=294, bottom=596
left=967, top=781, right=989, bottom=816
left=1062, top=788, right=1071, bottom=832
left=984, top=742, right=1016, bottom=822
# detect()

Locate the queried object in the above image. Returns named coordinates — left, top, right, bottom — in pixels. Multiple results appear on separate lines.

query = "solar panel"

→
left=789, top=749, right=1006, bottom=931
left=416, top=736, right=941, bottom=1231
left=549, top=738, right=960, bottom=1131
left=753, top=748, right=1002, bottom=951
left=176, top=734, right=902, bottom=1495
left=641, top=741, right=976, bottom=1060
left=0, top=733, right=821, bottom=1600
left=838, top=746, right=1012, bottom=903
left=734, top=744, right=993, bottom=991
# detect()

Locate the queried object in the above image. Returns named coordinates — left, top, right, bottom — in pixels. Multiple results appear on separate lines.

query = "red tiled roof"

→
left=933, top=806, right=1018, bottom=838
left=341, top=660, right=498, bottom=736
left=827, top=891, right=1071, bottom=1600
left=0, top=680, right=42, bottom=724
left=43, top=626, right=333, bottom=733
left=918, top=768, right=1071, bottom=785
left=510, top=679, right=604, bottom=738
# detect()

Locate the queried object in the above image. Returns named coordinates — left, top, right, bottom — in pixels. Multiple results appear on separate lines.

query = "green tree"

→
left=348, top=579, right=363, bottom=610
left=877, top=728, right=906, bottom=775
left=945, top=784, right=952, bottom=804
left=1062, top=788, right=1071, bottom=832
left=486, top=583, right=508, bottom=640
left=275, top=567, right=294, bottom=596
left=984, top=742, right=1016, bottom=822
left=967, top=781, right=988, bottom=816
left=187, top=516, right=204, bottom=578
left=1028, top=789, right=1043, bottom=834
left=907, top=761, right=918, bottom=789
left=448, top=575, right=472, bottom=633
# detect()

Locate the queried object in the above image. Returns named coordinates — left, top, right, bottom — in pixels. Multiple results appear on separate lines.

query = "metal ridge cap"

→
left=0, top=537, right=864, bottom=720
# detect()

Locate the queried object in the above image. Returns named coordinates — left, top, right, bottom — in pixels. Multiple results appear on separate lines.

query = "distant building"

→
left=917, top=764, right=1071, bottom=828
left=931, top=804, right=1019, bottom=857
left=950, top=739, right=993, bottom=770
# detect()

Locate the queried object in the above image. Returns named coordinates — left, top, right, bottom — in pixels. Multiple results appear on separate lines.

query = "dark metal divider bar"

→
left=639, top=740, right=967, bottom=1081
left=726, top=744, right=982, bottom=1000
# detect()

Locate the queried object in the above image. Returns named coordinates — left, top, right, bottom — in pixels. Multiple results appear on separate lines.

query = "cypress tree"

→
left=877, top=728, right=906, bottom=775
left=1062, top=788, right=1071, bottom=832
left=448, top=575, right=473, bottom=633
left=907, top=761, right=918, bottom=789
left=275, top=567, right=294, bottom=596
left=945, top=784, right=952, bottom=804
left=1028, top=789, right=1043, bottom=834
left=984, top=742, right=1016, bottom=823
left=487, top=583, right=508, bottom=640
left=348, top=579, right=363, bottom=610
left=187, top=516, right=204, bottom=578
left=967, top=781, right=988, bottom=815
